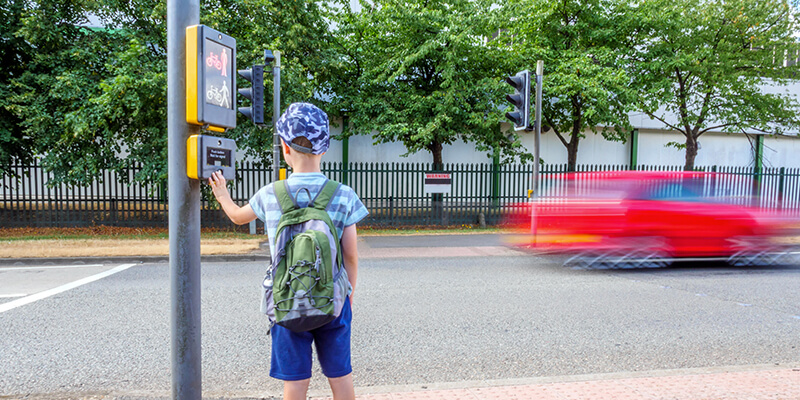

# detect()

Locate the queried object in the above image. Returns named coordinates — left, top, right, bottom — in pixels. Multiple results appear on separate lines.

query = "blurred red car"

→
left=505, top=171, right=800, bottom=268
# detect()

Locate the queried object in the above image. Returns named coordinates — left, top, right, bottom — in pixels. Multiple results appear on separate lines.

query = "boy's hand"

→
left=207, top=171, right=257, bottom=225
left=208, top=171, right=231, bottom=201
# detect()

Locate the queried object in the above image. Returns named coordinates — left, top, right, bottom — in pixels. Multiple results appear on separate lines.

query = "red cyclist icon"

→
left=205, top=49, right=229, bottom=77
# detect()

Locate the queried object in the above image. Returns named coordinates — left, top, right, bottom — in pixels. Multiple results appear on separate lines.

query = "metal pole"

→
left=272, top=51, right=281, bottom=183
left=342, top=115, right=350, bottom=185
left=533, top=60, right=543, bottom=198
left=530, top=61, right=543, bottom=238
left=630, top=128, right=639, bottom=170
left=167, top=0, right=201, bottom=398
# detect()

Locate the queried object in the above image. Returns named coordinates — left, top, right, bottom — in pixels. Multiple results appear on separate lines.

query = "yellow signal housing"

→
left=187, top=134, right=200, bottom=180
left=186, top=134, right=237, bottom=180
left=186, top=25, right=200, bottom=126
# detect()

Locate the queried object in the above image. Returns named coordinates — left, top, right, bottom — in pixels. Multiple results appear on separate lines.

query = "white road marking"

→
left=0, top=263, right=137, bottom=313
left=0, top=264, right=104, bottom=272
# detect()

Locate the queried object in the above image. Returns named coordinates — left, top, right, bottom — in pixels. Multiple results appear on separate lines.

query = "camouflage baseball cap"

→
left=276, top=102, right=330, bottom=155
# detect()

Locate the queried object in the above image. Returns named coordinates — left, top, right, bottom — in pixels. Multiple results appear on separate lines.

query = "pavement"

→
left=3, top=233, right=800, bottom=400
left=309, top=364, right=800, bottom=400
left=0, top=233, right=526, bottom=266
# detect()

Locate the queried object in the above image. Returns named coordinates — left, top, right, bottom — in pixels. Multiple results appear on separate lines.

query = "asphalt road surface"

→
left=1, top=236, right=799, bottom=399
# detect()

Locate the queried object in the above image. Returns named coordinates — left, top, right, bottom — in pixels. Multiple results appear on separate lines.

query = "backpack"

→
left=260, top=179, right=350, bottom=333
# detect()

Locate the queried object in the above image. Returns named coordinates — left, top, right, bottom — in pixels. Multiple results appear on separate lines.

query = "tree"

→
left=493, top=0, right=639, bottom=170
left=6, top=0, right=169, bottom=186
left=634, top=0, right=800, bottom=171
left=0, top=0, right=35, bottom=176
left=6, top=0, right=335, bottom=186
left=327, top=0, right=530, bottom=167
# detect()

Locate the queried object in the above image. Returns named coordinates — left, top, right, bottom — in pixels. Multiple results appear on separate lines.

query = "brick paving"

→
left=311, top=368, right=800, bottom=400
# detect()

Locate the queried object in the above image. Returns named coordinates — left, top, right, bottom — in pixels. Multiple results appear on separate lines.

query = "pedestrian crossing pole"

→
left=532, top=60, right=543, bottom=199
left=167, top=0, right=202, bottom=398
left=531, top=60, right=543, bottom=237
left=272, top=52, right=282, bottom=183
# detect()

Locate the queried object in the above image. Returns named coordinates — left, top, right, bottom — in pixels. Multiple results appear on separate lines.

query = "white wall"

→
left=324, top=116, right=800, bottom=168
left=322, top=121, right=497, bottom=165
left=321, top=124, right=800, bottom=169
left=635, top=130, right=758, bottom=168
left=763, top=134, right=800, bottom=169
left=323, top=111, right=800, bottom=168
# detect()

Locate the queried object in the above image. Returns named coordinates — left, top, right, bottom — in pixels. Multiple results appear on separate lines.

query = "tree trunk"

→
left=429, top=141, right=444, bottom=167
left=567, top=101, right=582, bottom=172
left=684, top=135, right=698, bottom=171
left=428, top=141, right=445, bottom=225
left=567, top=140, right=579, bottom=172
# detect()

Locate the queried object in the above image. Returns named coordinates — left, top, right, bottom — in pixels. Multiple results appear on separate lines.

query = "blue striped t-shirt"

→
left=249, top=172, right=369, bottom=255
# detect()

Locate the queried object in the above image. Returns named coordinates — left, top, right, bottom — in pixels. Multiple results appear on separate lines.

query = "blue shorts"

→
left=270, top=297, right=352, bottom=381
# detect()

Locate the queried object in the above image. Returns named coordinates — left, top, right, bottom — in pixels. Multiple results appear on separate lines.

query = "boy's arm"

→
left=341, top=224, right=359, bottom=302
left=209, top=171, right=257, bottom=225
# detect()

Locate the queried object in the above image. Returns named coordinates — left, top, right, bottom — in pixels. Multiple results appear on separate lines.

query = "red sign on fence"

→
left=424, top=172, right=451, bottom=194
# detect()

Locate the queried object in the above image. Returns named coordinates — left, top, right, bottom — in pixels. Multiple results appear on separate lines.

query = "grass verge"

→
left=0, top=227, right=263, bottom=258
left=0, top=226, right=257, bottom=241
left=0, top=225, right=504, bottom=241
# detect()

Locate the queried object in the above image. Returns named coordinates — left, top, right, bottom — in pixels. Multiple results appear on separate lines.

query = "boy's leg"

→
left=283, top=379, right=311, bottom=400
left=314, top=298, right=353, bottom=399
left=328, top=373, right=355, bottom=400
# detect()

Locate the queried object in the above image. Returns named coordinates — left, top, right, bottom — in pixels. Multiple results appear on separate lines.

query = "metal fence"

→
left=536, top=164, right=800, bottom=212
left=3, top=160, right=800, bottom=228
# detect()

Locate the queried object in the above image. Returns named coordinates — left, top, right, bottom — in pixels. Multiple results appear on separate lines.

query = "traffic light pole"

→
left=532, top=60, right=543, bottom=199
left=272, top=51, right=281, bottom=183
left=167, top=0, right=202, bottom=398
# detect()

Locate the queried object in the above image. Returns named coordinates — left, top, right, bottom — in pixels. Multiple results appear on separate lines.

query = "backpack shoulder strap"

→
left=310, top=180, right=341, bottom=211
left=309, top=180, right=345, bottom=273
left=273, top=181, right=298, bottom=214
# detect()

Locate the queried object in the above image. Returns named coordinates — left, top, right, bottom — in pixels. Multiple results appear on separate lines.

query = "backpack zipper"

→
left=310, top=233, right=329, bottom=284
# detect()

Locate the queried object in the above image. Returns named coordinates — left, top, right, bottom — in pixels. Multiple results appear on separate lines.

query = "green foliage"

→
left=491, top=0, right=639, bottom=168
left=327, top=0, right=530, bottom=165
left=207, top=0, right=337, bottom=163
left=665, top=141, right=687, bottom=150
left=634, top=0, right=800, bottom=169
left=5, top=0, right=333, bottom=186
left=0, top=0, right=35, bottom=175
left=6, top=0, right=167, bottom=186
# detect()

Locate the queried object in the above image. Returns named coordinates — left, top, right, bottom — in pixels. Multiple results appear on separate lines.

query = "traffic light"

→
left=186, top=24, right=237, bottom=132
left=505, top=70, right=530, bottom=131
left=238, top=65, right=265, bottom=125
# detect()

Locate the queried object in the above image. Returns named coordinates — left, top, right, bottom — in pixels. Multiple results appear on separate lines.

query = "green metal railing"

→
left=2, top=161, right=800, bottom=228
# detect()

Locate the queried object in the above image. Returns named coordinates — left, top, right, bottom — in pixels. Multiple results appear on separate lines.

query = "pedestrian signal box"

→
left=186, top=25, right=237, bottom=132
left=186, top=134, right=237, bottom=180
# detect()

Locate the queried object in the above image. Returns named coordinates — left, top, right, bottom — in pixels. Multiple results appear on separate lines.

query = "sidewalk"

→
left=358, top=234, right=526, bottom=259
left=0, top=233, right=526, bottom=265
left=310, top=364, right=800, bottom=400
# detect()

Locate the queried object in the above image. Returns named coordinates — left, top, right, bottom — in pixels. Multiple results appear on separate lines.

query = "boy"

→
left=208, top=102, right=368, bottom=400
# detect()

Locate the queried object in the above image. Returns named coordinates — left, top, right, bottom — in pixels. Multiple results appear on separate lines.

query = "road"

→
left=1, top=235, right=799, bottom=399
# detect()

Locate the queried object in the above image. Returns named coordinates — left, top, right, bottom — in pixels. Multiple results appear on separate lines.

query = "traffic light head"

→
left=237, top=65, right=265, bottom=125
left=264, top=49, right=275, bottom=65
left=185, top=24, right=237, bottom=131
left=505, top=70, right=530, bottom=131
